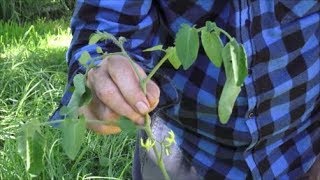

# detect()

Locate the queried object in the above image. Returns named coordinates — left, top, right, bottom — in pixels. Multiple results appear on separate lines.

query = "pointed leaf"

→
left=96, top=46, right=103, bottom=54
left=118, top=116, right=137, bottom=135
left=79, top=86, right=93, bottom=107
left=60, top=106, right=69, bottom=116
left=67, top=93, right=81, bottom=118
left=175, top=24, right=199, bottom=70
left=235, top=44, right=248, bottom=86
left=64, top=87, right=92, bottom=117
left=201, top=29, right=223, bottom=67
left=61, top=117, right=86, bottom=160
left=27, top=131, right=45, bottom=175
left=79, top=51, right=91, bottom=67
left=221, top=40, right=238, bottom=80
left=166, top=47, right=181, bottom=69
left=205, top=21, right=217, bottom=32
left=218, top=41, right=241, bottom=124
left=17, top=120, right=45, bottom=175
left=227, top=40, right=248, bottom=86
left=73, top=74, right=86, bottom=95
left=17, top=120, right=39, bottom=161
left=67, top=73, right=88, bottom=117
left=218, top=79, right=241, bottom=124
left=143, top=45, right=163, bottom=52
left=89, top=32, right=106, bottom=44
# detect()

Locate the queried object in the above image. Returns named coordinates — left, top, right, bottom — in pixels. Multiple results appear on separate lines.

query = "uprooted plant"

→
left=17, top=21, right=248, bottom=180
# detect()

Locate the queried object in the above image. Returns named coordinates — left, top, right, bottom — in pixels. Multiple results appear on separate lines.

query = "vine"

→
left=17, top=21, right=248, bottom=179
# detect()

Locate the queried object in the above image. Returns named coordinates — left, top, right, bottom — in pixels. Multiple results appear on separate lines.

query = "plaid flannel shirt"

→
left=51, top=0, right=320, bottom=179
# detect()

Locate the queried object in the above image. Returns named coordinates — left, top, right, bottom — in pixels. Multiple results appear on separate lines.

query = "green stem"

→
left=120, top=46, right=143, bottom=82
left=216, top=28, right=233, bottom=41
left=144, top=114, right=170, bottom=180
left=100, top=32, right=143, bottom=82
left=112, top=35, right=170, bottom=179
left=197, top=27, right=205, bottom=32
left=40, top=119, right=111, bottom=126
left=141, top=55, right=169, bottom=92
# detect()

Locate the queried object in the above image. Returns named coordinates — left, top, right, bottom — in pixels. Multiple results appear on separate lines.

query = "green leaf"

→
left=166, top=47, right=181, bottom=69
left=221, top=40, right=238, bottom=80
left=96, top=46, right=103, bottom=54
left=67, top=73, right=87, bottom=117
left=218, top=79, right=241, bottom=124
left=79, top=51, right=91, bottom=67
left=117, top=116, right=137, bottom=135
left=89, top=32, right=106, bottom=44
left=61, top=117, right=86, bottom=160
left=67, top=93, right=81, bottom=118
left=218, top=41, right=241, bottom=124
left=235, top=44, right=248, bottom=86
left=66, top=75, right=91, bottom=117
left=201, top=29, right=223, bottom=67
left=79, top=86, right=93, bottom=107
left=175, top=24, right=199, bottom=70
left=60, top=106, right=69, bottom=116
left=17, top=120, right=45, bottom=175
left=226, top=39, right=248, bottom=86
left=205, top=21, right=217, bottom=32
left=73, top=74, right=86, bottom=95
left=143, top=45, right=163, bottom=52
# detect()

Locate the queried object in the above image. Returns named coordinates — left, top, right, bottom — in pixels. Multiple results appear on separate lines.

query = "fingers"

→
left=146, top=80, right=160, bottom=110
left=132, top=62, right=160, bottom=108
left=87, top=123, right=121, bottom=135
left=107, top=56, right=150, bottom=115
left=86, top=55, right=161, bottom=126
left=89, top=94, right=120, bottom=122
left=79, top=104, right=121, bottom=135
left=87, top=68, right=144, bottom=124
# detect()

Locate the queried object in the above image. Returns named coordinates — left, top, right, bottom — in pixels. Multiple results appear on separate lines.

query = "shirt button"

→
left=248, top=111, right=255, bottom=118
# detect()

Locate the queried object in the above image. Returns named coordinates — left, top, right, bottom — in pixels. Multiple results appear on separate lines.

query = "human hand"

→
left=79, top=55, right=160, bottom=134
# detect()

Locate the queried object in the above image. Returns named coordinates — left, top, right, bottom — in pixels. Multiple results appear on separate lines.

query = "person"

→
left=51, top=1, right=320, bottom=179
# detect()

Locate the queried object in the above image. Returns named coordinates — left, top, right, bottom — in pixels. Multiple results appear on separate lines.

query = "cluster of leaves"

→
left=201, top=22, right=248, bottom=123
left=17, top=21, right=248, bottom=179
left=145, top=21, right=248, bottom=123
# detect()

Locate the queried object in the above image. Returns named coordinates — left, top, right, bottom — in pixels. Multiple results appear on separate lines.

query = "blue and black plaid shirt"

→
left=51, top=0, right=320, bottom=179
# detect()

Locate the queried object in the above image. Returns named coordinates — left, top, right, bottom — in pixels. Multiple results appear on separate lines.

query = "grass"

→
left=0, top=0, right=74, bottom=23
left=0, top=19, right=135, bottom=179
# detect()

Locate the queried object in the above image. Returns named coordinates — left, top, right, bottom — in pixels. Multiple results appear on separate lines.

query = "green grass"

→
left=0, top=0, right=74, bottom=23
left=0, top=19, right=135, bottom=179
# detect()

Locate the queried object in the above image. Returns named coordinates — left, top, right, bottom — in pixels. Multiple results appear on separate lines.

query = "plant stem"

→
left=216, top=28, right=233, bottom=41
left=99, top=32, right=143, bottom=82
left=197, top=27, right=205, bottom=32
left=111, top=34, right=170, bottom=179
left=40, top=119, right=111, bottom=126
left=120, top=46, right=143, bottom=82
left=144, top=114, right=170, bottom=180
left=141, top=55, right=169, bottom=92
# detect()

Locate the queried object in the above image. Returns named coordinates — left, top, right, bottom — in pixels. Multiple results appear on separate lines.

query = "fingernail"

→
left=135, top=101, right=149, bottom=114
left=147, top=93, right=156, bottom=105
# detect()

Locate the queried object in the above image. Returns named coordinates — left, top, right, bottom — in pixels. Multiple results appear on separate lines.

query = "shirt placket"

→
left=235, top=0, right=262, bottom=179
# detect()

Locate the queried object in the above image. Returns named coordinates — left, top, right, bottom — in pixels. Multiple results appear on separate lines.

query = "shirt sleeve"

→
left=50, top=0, right=162, bottom=121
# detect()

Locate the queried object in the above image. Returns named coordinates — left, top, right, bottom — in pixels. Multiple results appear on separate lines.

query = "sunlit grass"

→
left=0, top=19, right=135, bottom=179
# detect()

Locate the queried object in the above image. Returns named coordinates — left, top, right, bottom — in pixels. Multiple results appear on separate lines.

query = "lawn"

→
left=0, top=19, right=135, bottom=179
